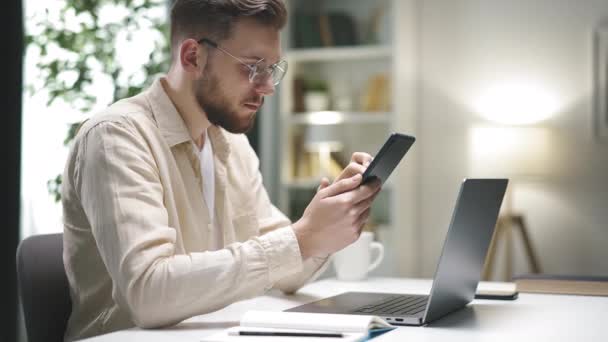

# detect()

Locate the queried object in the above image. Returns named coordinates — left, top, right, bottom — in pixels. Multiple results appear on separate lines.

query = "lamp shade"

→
left=469, top=125, right=555, bottom=179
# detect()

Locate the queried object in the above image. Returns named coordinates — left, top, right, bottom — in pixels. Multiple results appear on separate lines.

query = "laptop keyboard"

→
left=353, top=295, right=428, bottom=316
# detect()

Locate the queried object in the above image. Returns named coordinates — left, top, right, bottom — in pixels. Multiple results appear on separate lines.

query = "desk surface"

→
left=81, top=277, right=608, bottom=342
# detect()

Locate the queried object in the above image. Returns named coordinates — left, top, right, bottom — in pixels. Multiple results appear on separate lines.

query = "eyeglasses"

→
left=198, top=38, right=288, bottom=86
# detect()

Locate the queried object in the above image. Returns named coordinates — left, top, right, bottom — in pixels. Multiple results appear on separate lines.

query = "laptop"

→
left=286, top=178, right=508, bottom=326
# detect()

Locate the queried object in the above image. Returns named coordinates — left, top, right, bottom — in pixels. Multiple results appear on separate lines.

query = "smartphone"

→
left=361, top=133, right=416, bottom=185
left=475, top=282, right=519, bottom=300
left=474, top=291, right=519, bottom=300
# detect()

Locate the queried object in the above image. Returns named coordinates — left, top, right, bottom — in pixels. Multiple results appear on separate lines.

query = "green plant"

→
left=304, top=78, right=329, bottom=92
left=26, top=0, right=171, bottom=202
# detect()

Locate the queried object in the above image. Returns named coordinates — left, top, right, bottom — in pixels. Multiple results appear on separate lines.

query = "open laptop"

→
left=286, top=178, right=508, bottom=326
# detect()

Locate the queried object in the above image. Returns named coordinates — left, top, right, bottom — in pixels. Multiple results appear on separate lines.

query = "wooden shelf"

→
left=286, top=45, right=392, bottom=62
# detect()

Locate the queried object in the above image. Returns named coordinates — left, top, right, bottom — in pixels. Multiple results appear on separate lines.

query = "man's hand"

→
left=316, top=152, right=373, bottom=193
left=333, top=152, right=373, bottom=184
left=292, top=173, right=381, bottom=259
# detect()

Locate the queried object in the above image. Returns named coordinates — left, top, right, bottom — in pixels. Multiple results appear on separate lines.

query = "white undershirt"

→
left=199, top=129, right=222, bottom=250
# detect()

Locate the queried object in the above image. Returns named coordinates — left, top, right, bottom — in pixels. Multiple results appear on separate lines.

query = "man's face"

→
left=194, top=19, right=281, bottom=134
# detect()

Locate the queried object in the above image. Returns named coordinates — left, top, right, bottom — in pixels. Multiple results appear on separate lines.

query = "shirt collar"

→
left=145, top=77, right=231, bottom=162
left=146, top=77, right=191, bottom=147
left=208, top=124, right=231, bottom=163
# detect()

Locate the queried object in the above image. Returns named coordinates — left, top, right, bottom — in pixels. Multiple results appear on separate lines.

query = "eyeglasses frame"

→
left=197, top=38, right=288, bottom=86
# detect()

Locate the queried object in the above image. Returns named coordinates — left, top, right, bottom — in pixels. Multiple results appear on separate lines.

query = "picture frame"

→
left=594, top=23, right=608, bottom=140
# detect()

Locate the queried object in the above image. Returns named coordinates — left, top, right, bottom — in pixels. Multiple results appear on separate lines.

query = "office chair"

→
left=17, top=233, right=72, bottom=342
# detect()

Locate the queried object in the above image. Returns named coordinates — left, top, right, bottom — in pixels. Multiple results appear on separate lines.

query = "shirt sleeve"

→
left=74, top=120, right=304, bottom=328
left=241, top=135, right=331, bottom=294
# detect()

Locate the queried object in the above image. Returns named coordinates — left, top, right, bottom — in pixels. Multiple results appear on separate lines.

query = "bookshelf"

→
left=287, top=45, right=392, bottom=62
left=260, top=0, right=418, bottom=276
left=286, top=111, right=392, bottom=125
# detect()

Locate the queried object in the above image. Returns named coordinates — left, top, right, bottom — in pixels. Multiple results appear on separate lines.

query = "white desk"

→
left=81, top=277, right=608, bottom=341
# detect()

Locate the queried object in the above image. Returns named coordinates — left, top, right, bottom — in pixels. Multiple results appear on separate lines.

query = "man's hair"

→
left=170, top=0, right=287, bottom=60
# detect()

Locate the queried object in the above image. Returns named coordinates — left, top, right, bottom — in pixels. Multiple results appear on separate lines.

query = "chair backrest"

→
left=17, top=233, right=71, bottom=342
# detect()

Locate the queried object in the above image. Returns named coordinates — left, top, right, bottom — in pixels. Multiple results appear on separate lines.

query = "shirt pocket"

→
left=232, top=212, right=259, bottom=242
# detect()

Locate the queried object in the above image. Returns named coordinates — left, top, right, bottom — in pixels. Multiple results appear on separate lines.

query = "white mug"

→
left=332, top=231, right=384, bottom=281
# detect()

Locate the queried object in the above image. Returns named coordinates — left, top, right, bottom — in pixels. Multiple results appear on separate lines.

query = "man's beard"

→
left=194, top=70, right=261, bottom=134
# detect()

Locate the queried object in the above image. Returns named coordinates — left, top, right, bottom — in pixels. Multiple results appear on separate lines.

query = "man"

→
left=61, top=0, right=381, bottom=340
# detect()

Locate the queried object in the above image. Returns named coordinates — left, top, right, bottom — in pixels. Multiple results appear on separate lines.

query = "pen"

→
left=235, top=330, right=343, bottom=338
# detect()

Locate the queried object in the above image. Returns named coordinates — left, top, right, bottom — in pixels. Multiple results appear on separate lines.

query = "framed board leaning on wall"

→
left=594, top=22, right=608, bottom=140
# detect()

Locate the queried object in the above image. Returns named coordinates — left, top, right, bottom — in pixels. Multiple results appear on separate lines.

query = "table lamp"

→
left=469, top=125, right=554, bottom=281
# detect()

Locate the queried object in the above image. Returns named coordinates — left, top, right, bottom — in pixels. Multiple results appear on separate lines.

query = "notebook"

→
left=287, top=179, right=508, bottom=326
left=201, top=310, right=395, bottom=342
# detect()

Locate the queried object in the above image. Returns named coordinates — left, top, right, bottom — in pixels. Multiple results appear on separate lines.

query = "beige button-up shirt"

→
left=61, top=78, right=329, bottom=341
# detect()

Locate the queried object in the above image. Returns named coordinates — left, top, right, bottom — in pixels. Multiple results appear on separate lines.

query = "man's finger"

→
left=345, top=162, right=366, bottom=176
left=356, top=208, right=372, bottom=233
left=352, top=193, right=376, bottom=216
left=317, top=177, right=330, bottom=192
left=354, top=181, right=382, bottom=206
left=351, top=152, right=373, bottom=165
left=334, top=163, right=366, bottom=184
left=332, top=178, right=379, bottom=206
left=319, top=174, right=361, bottom=198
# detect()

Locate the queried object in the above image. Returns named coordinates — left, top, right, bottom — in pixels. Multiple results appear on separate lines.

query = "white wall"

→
left=415, top=0, right=608, bottom=278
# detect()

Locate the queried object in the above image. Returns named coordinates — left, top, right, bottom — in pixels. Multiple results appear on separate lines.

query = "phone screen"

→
left=361, top=133, right=416, bottom=185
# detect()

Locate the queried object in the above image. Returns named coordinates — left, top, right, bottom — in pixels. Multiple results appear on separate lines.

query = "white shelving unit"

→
left=278, top=0, right=395, bottom=221
left=287, top=45, right=392, bottom=62
left=286, top=111, right=392, bottom=125
left=261, top=0, right=419, bottom=276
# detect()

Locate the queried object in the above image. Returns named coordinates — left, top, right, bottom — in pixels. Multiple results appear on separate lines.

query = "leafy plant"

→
left=304, top=78, right=329, bottom=92
left=26, top=0, right=171, bottom=202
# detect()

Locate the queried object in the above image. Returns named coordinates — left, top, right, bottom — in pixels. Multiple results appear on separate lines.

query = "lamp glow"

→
left=306, top=111, right=344, bottom=125
left=473, top=82, right=559, bottom=125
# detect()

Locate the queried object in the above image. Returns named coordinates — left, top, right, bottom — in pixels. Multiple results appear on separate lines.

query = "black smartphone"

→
left=361, top=133, right=416, bottom=185
left=474, top=292, right=519, bottom=300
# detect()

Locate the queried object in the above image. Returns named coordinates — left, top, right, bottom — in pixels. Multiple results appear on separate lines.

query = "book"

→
left=361, top=74, right=390, bottom=112
left=293, top=13, right=323, bottom=48
left=202, top=310, right=395, bottom=342
left=513, top=274, right=608, bottom=296
left=328, top=12, right=358, bottom=46
left=292, top=11, right=359, bottom=49
left=318, top=14, right=333, bottom=47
